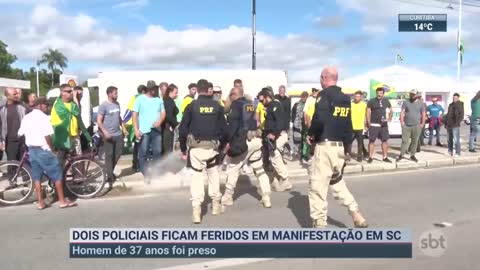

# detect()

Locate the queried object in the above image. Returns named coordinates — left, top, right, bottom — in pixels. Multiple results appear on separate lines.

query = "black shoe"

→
left=396, top=156, right=404, bottom=161
left=436, top=143, right=443, bottom=147
left=469, top=149, right=477, bottom=153
left=383, top=157, right=392, bottom=163
left=410, top=155, right=418, bottom=162
left=367, top=158, right=373, bottom=163
left=428, top=142, right=432, bottom=146
left=356, top=157, right=362, bottom=163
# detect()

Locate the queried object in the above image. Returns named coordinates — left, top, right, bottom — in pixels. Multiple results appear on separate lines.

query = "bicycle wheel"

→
left=0, top=161, right=34, bottom=205
left=64, top=159, right=106, bottom=199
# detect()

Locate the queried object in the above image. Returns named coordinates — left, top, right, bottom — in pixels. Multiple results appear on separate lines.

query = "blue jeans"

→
left=138, top=129, right=162, bottom=175
left=447, top=127, right=461, bottom=155
left=428, top=119, right=441, bottom=145
left=469, top=121, right=479, bottom=150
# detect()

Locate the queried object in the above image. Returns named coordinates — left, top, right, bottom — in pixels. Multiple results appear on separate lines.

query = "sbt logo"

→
left=419, top=230, right=447, bottom=257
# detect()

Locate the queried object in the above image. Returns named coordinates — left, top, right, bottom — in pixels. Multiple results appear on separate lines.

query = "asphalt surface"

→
left=1, top=163, right=479, bottom=270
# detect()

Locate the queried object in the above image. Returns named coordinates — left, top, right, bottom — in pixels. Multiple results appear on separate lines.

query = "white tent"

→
left=339, top=65, right=478, bottom=114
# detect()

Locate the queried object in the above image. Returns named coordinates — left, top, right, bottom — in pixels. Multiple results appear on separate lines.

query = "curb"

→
left=113, top=155, right=480, bottom=193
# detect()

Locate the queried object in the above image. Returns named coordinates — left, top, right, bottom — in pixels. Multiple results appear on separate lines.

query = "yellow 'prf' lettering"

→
left=200, top=107, right=214, bottom=113
left=333, top=107, right=350, bottom=117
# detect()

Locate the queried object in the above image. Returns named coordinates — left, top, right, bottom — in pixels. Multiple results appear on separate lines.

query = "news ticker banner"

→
left=70, top=228, right=412, bottom=258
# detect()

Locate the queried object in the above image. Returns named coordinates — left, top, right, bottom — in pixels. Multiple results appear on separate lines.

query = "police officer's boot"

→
left=221, top=191, right=234, bottom=206
left=192, top=206, right=202, bottom=224
left=350, top=210, right=368, bottom=228
left=312, top=219, right=326, bottom=229
left=271, top=178, right=282, bottom=192
left=211, top=200, right=222, bottom=215
left=280, top=179, right=293, bottom=191
left=261, top=194, right=272, bottom=208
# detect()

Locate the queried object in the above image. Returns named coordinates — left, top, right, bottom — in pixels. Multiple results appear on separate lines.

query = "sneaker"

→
left=261, top=195, right=272, bottom=208
left=383, top=157, right=392, bottom=163
left=396, top=156, right=404, bottom=162
left=436, top=143, right=443, bottom=147
left=454, top=154, right=460, bottom=158
left=410, top=156, right=418, bottom=162
left=221, top=193, right=234, bottom=206
left=367, top=158, right=373, bottom=163
left=356, top=157, right=362, bottom=163
left=469, top=149, right=477, bottom=153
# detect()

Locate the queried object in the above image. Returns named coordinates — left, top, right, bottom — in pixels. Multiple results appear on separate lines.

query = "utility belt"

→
left=187, top=134, right=219, bottom=151
left=316, top=140, right=344, bottom=147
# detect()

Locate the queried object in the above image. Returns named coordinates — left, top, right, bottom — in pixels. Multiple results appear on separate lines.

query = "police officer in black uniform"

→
left=179, top=79, right=227, bottom=224
left=221, top=88, right=272, bottom=208
left=260, top=88, right=292, bottom=192
left=307, top=67, right=368, bottom=228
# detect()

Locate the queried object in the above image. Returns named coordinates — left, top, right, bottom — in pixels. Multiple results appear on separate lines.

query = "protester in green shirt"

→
left=469, top=91, right=480, bottom=152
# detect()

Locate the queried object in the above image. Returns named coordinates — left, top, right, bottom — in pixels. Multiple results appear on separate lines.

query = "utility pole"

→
left=456, top=0, right=462, bottom=94
left=252, top=0, right=257, bottom=70
left=36, top=61, right=40, bottom=96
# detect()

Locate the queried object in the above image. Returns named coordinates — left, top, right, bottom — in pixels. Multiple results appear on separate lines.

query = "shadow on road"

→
left=287, top=191, right=349, bottom=228
left=233, top=175, right=262, bottom=201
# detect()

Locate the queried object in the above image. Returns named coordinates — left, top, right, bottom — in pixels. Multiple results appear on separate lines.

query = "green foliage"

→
left=38, top=48, right=68, bottom=86
left=0, top=40, right=18, bottom=77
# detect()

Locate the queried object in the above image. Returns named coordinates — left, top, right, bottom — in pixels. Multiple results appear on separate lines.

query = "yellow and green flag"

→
left=369, top=79, right=396, bottom=99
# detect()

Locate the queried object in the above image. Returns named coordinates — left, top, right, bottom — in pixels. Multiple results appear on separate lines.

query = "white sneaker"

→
left=454, top=154, right=460, bottom=158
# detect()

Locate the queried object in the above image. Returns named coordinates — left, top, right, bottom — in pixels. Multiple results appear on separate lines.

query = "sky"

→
left=0, top=0, right=479, bottom=83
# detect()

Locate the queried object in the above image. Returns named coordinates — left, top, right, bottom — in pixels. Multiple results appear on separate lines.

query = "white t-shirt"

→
left=18, top=109, right=54, bottom=151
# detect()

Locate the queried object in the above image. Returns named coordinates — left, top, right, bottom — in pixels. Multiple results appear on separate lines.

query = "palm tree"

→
left=38, top=48, right=68, bottom=86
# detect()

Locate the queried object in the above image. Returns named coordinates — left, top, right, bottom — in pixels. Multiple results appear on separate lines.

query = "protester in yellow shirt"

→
left=181, top=83, right=197, bottom=114
left=256, top=95, right=266, bottom=129
left=303, top=88, right=320, bottom=128
left=346, top=90, right=368, bottom=162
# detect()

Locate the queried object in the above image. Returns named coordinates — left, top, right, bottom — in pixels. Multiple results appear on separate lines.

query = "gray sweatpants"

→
left=400, top=125, right=422, bottom=156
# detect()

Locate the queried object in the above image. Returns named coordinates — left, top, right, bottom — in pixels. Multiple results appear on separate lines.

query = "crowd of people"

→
left=1, top=72, right=479, bottom=227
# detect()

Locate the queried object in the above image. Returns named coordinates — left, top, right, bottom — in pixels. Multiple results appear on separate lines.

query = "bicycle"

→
left=0, top=144, right=107, bottom=205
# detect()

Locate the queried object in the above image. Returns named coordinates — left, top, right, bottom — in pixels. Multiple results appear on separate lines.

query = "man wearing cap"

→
left=18, top=97, right=77, bottom=209
left=179, top=79, right=227, bottom=224
left=213, top=86, right=225, bottom=107
left=397, top=89, right=426, bottom=162
left=132, top=80, right=166, bottom=179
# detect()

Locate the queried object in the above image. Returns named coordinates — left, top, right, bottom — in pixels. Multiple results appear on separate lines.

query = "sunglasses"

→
left=63, top=90, right=72, bottom=93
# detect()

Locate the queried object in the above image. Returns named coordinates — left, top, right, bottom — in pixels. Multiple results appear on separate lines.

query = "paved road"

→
left=1, top=164, right=479, bottom=270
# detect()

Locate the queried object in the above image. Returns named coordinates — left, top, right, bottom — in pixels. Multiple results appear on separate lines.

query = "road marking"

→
left=151, top=258, right=274, bottom=270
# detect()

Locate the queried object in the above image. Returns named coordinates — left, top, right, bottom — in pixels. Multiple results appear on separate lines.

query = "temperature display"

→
left=398, top=14, right=447, bottom=32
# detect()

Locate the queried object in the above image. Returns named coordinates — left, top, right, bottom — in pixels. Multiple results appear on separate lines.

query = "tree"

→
left=38, top=48, right=68, bottom=86
left=0, top=40, right=17, bottom=77
left=22, top=67, right=53, bottom=96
